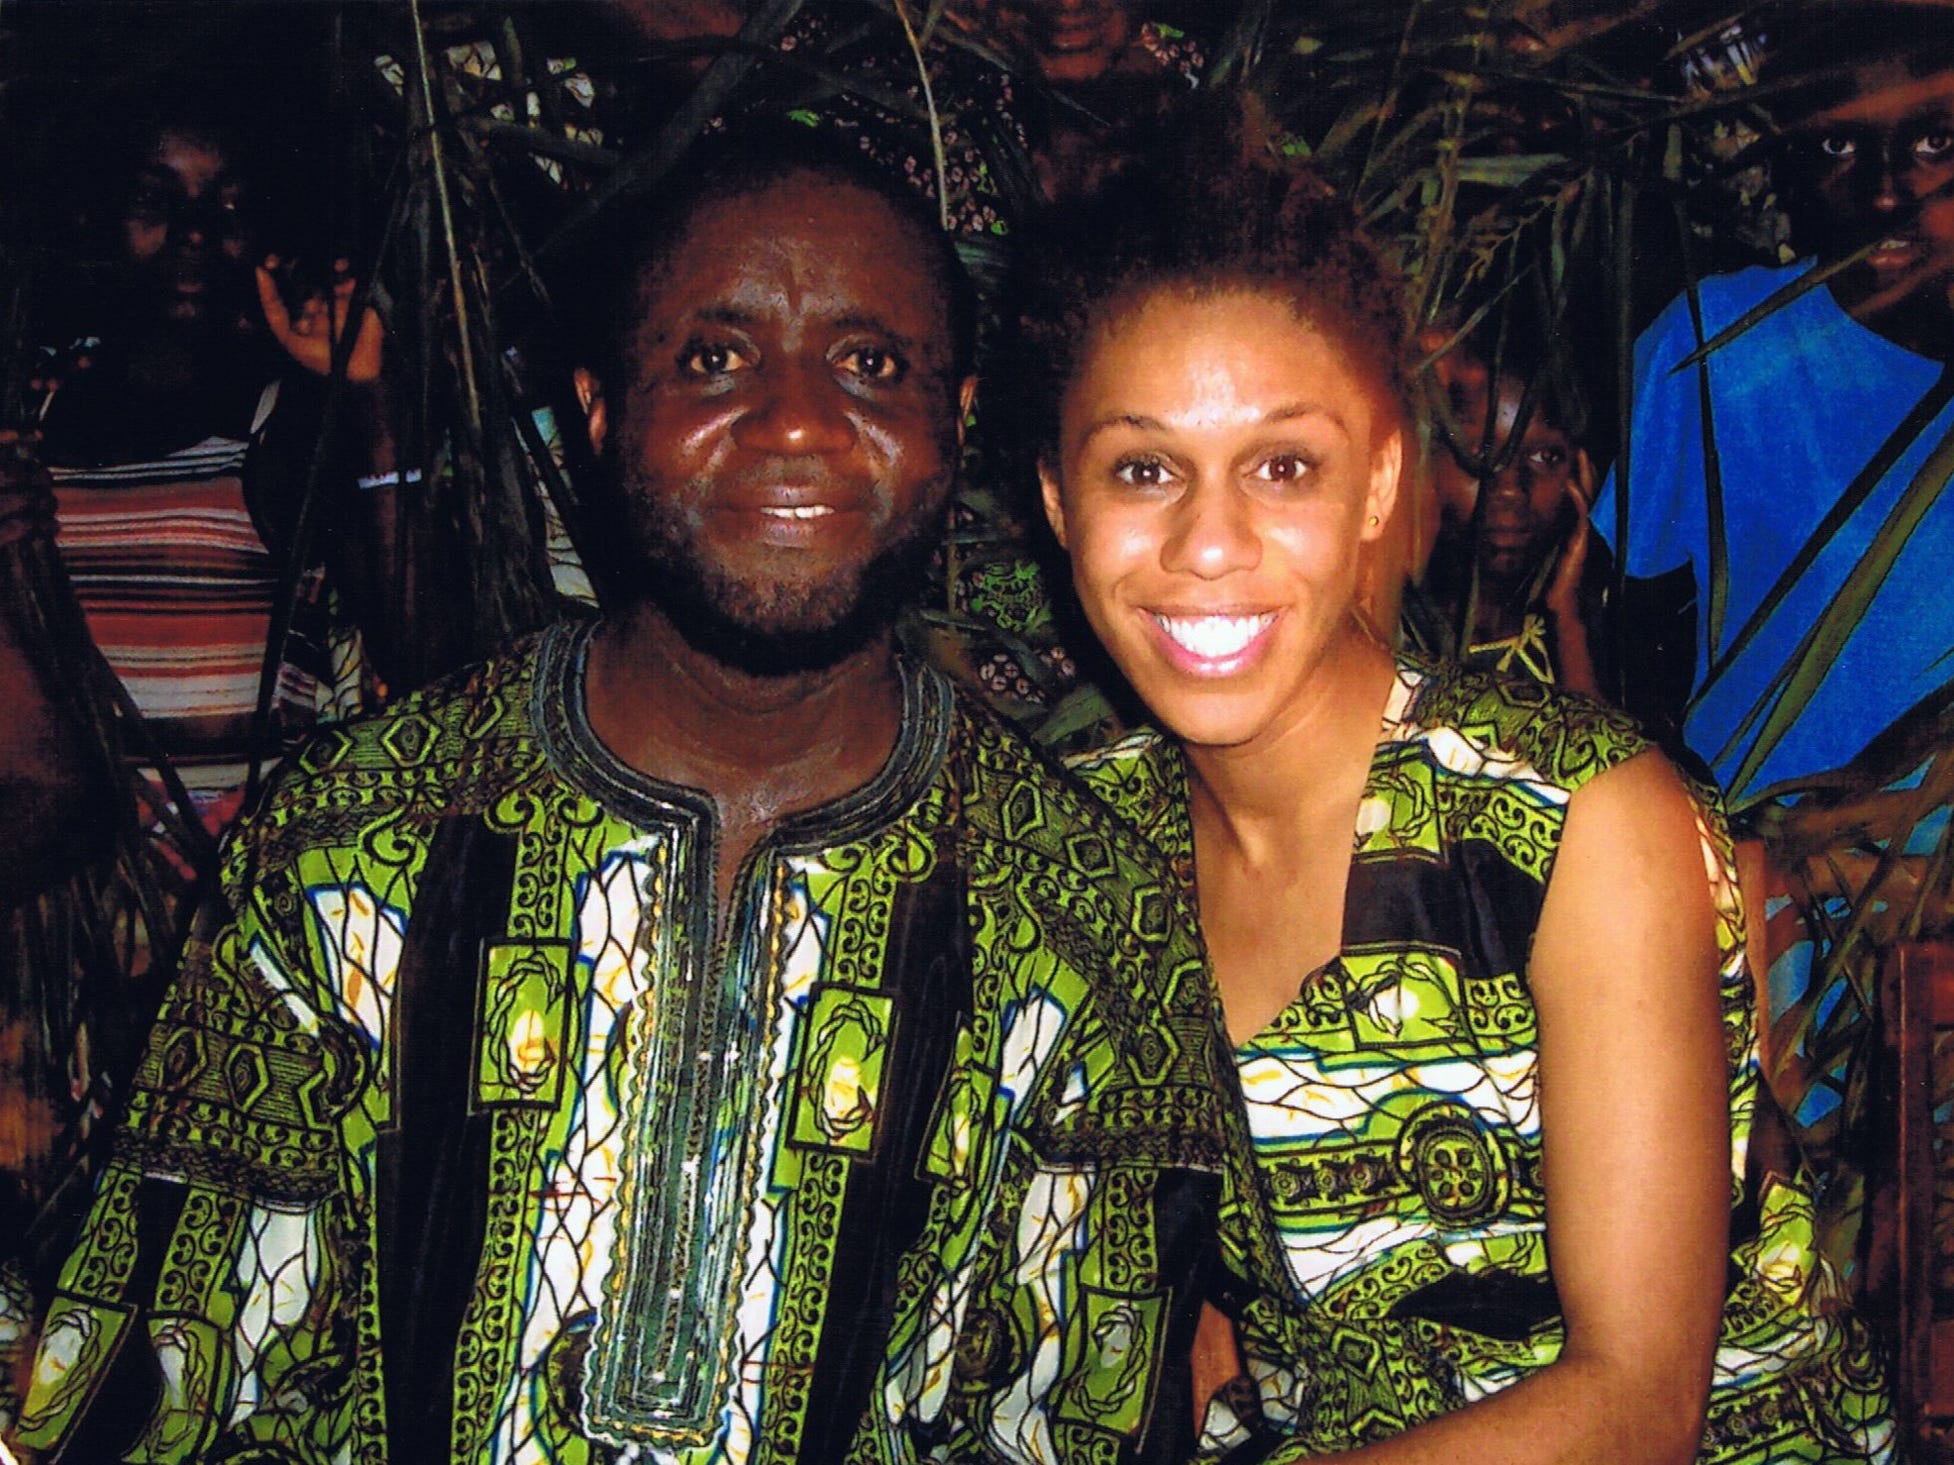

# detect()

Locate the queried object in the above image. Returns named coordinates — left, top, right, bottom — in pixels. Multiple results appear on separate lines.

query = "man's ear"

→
left=1038, top=461, right=1069, bottom=550
left=955, top=375, right=978, bottom=448
left=574, top=366, right=607, bottom=456
left=1361, top=428, right=1404, bottom=544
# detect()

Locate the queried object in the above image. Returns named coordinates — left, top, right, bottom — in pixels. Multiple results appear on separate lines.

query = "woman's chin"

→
left=1129, top=680, right=1285, bottom=753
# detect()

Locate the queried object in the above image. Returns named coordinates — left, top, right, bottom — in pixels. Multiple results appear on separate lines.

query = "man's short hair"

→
left=562, top=124, right=978, bottom=397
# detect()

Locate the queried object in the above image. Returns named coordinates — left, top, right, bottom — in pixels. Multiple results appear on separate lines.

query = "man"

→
left=1595, top=2, right=1954, bottom=802
left=9, top=131, right=1281, bottom=1464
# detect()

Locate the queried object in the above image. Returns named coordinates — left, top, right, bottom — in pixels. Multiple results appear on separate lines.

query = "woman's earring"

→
left=1367, top=513, right=1380, bottom=527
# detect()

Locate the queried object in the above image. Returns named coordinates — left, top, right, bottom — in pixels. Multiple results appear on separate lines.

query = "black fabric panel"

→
left=1342, top=846, right=1545, bottom=982
left=799, top=845, right=973, bottom=1465
left=375, top=816, right=516, bottom=1465
left=1137, top=1165, right=1224, bottom=1464
left=1387, top=1268, right=1563, bottom=1341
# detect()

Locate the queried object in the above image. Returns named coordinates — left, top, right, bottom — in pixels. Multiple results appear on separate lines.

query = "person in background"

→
left=1025, top=101, right=1892, bottom=1461
left=1416, top=326, right=1611, bottom=699
left=1593, top=1, right=1954, bottom=804
left=0, top=90, right=390, bottom=1423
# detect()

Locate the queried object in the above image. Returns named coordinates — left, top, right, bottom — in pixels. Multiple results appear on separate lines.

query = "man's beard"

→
left=624, top=484, right=947, bottom=678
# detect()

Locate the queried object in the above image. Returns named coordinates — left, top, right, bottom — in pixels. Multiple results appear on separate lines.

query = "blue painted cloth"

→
left=1595, top=261, right=1954, bottom=801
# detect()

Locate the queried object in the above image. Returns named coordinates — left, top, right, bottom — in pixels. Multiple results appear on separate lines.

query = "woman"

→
left=1020, top=109, right=1891, bottom=1462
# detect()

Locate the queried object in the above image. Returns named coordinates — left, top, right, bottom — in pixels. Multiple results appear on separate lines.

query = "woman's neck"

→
left=1182, top=628, right=1396, bottom=867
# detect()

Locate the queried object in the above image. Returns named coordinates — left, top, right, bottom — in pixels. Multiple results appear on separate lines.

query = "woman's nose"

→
left=1160, top=483, right=1261, bottom=578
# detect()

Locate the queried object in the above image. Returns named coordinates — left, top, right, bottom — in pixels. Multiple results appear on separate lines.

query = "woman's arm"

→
left=1294, top=749, right=1730, bottom=1465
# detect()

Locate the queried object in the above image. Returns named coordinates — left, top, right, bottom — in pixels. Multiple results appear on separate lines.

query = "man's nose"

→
left=1160, top=481, right=1261, bottom=579
left=733, top=363, right=855, bottom=456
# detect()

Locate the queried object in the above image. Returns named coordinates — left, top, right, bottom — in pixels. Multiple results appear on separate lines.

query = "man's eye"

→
left=1819, top=134, right=1858, bottom=159
left=1255, top=453, right=1314, bottom=484
left=681, top=342, right=748, bottom=376
left=841, top=346, right=904, bottom=382
left=1112, top=455, right=1172, bottom=487
left=1916, top=131, right=1954, bottom=163
left=1526, top=445, right=1568, bottom=470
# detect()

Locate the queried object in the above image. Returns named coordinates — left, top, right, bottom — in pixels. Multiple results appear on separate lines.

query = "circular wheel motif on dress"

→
left=1395, top=1101, right=1509, bottom=1227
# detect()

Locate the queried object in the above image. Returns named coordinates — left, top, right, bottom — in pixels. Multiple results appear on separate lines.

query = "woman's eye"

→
left=681, top=342, right=748, bottom=376
left=1819, top=133, right=1858, bottom=160
left=1526, top=445, right=1568, bottom=470
left=1112, top=456, right=1172, bottom=487
left=1255, top=453, right=1314, bottom=484
left=841, top=345, right=905, bottom=382
left=1916, top=131, right=1954, bottom=163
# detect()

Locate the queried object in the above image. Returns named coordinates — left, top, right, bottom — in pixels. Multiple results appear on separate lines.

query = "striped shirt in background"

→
left=50, top=431, right=346, bottom=840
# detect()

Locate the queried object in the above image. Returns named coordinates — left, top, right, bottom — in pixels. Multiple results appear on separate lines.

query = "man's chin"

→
left=675, top=607, right=892, bottom=677
left=645, top=569, right=914, bottom=679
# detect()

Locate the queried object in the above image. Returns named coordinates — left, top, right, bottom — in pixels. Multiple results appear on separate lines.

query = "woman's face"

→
left=1042, top=287, right=1401, bottom=753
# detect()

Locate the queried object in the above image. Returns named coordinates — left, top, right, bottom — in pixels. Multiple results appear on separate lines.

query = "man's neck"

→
left=582, top=603, right=908, bottom=835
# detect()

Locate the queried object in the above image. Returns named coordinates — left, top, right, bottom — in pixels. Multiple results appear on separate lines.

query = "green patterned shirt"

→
left=1074, top=657, right=1893, bottom=1463
left=15, top=621, right=1292, bottom=1465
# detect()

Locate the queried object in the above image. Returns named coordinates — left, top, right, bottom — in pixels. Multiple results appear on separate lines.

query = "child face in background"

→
left=991, top=0, right=1139, bottom=84
left=1432, top=366, right=1578, bottom=589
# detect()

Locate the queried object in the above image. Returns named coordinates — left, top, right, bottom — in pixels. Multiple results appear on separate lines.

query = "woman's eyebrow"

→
left=1079, top=401, right=1349, bottom=446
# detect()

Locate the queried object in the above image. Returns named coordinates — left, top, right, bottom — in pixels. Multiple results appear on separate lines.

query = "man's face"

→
left=121, top=126, right=253, bottom=329
left=605, top=173, right=969, bottom=674
left=1785, top=57, right=1954, bottom=312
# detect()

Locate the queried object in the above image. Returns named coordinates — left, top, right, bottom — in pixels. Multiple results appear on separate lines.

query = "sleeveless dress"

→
left=1073, top=656, right=1893, bottom=1462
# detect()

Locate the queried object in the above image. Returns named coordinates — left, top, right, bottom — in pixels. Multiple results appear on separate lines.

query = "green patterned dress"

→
left=11, top=620, right=1300, bottom=1465
left=1074, top=656, right=1893, bottom=1462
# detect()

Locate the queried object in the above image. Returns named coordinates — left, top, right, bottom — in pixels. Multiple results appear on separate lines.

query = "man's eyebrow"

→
left=691, top=304, right=756, bottom=328
left=829, top=312, right=925, bottom=355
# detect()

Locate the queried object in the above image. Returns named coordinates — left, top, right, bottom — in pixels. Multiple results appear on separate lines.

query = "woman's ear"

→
left=573, top=366, right=607, bottom=456
left=1038, top=461, right=1069, bottom=550
left=1361, top=428, right=1404, bottom=543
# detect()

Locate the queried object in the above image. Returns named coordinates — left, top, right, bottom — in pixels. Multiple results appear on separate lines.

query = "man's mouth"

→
left=1869, top=234, right=1919, bottom=262
left=1152, top=612, right=1277, bottom=661
left=759, top=505, right=835, bottom=521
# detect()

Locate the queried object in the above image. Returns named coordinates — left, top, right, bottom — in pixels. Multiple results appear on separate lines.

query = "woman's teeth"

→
left=1154, top=613, right=1275, bottom=659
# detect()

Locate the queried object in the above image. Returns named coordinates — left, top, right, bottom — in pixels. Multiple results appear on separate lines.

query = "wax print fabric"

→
left=1074, top=658, right=1893, bottom=1461
left=15, top=619, right=1289, bottom=1465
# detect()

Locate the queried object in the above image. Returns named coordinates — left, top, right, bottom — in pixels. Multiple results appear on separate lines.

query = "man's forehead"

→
left=641, top=178, right=952, bottom=331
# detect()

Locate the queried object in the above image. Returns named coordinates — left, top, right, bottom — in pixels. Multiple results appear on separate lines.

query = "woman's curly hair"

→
left=1011, top=94, right=1410, bottom=463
